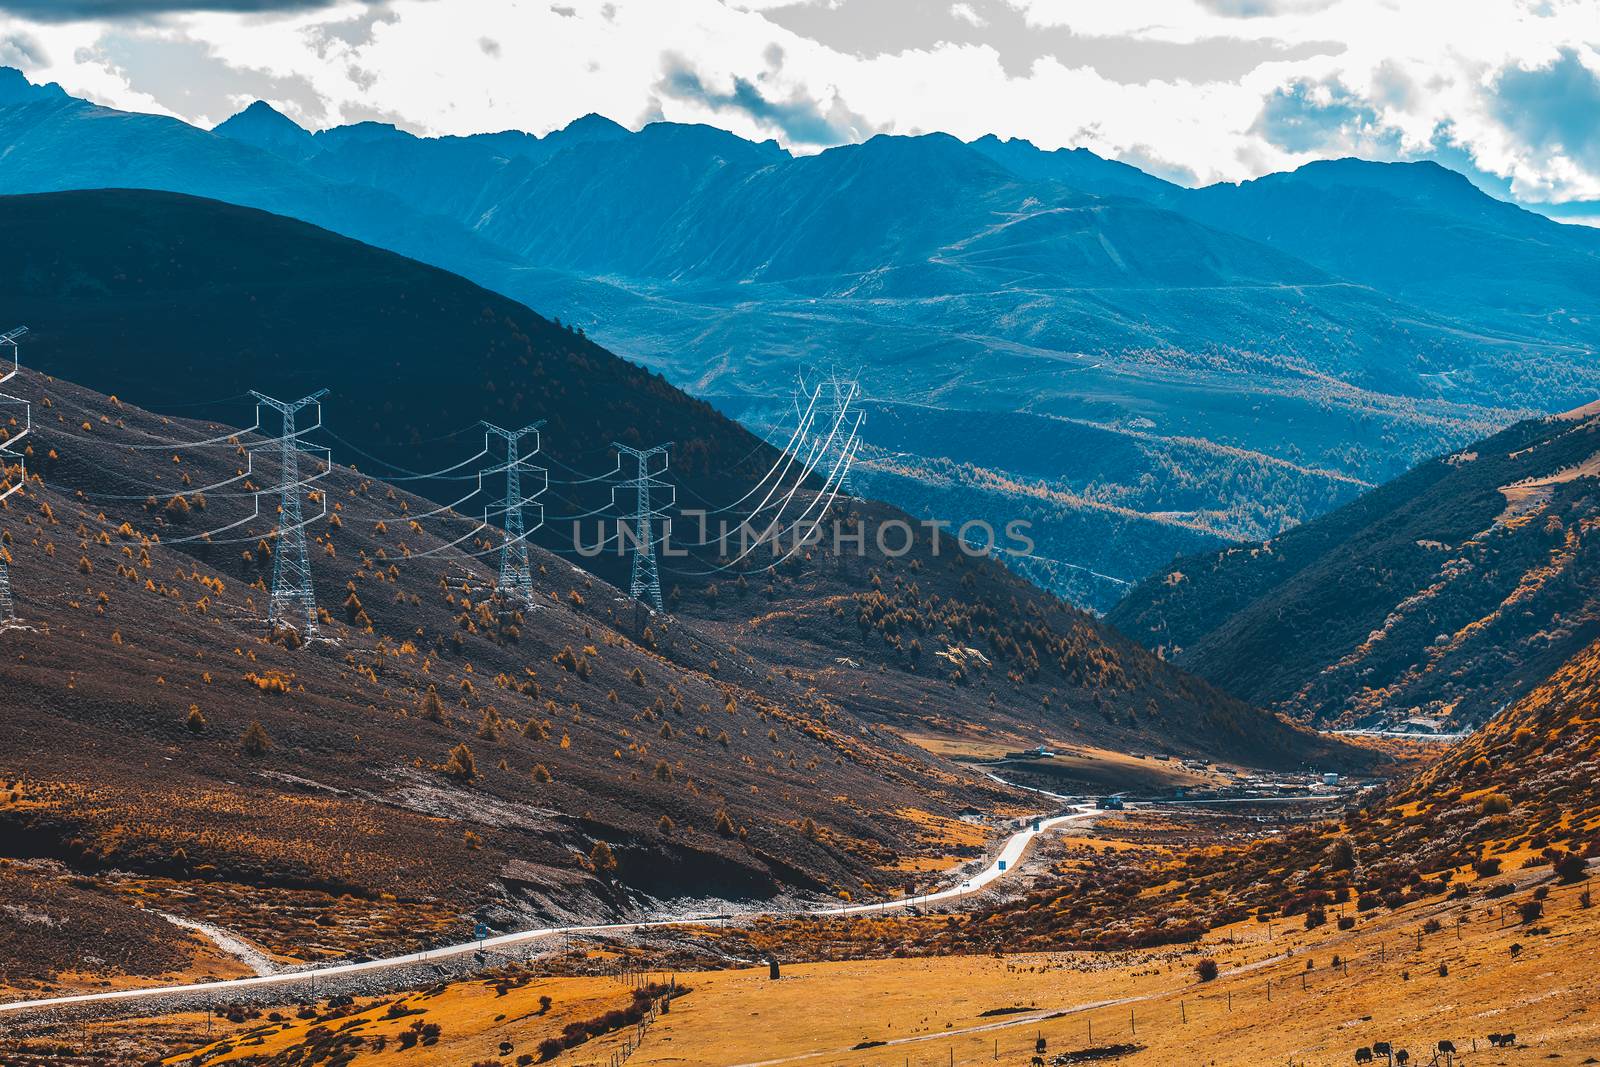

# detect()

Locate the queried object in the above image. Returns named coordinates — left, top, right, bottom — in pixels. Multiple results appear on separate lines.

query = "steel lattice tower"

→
left=481, top=420, right=547, bottom=606
left=805, top=369, right=862, bottom=496
left=612, top=443, right=673, bottom=613
left=252, top=390, right=329, bottom=638
left=0, top=326, right=31, bottom=630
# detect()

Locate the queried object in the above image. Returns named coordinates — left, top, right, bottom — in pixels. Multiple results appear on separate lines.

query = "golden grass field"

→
left=149, top=860, right=1598, bottom=1067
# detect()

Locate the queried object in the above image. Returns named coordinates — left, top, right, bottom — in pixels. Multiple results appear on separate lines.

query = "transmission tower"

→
left=802, top=368, right=862, bottom=496
left=481, top=420, right=547, bottom=606
left=611, top=443, right=673, bottom=613
left=0, top=326, right=31, bottom=631
left=251, top=390, right=330, bottom=639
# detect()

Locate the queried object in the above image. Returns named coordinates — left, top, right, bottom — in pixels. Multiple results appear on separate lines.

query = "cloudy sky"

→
left=2, top=0, right=1598, bottom=219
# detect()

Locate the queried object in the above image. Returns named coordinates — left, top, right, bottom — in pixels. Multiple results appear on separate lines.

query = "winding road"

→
left=0, top=806, right=1098, bottom=1015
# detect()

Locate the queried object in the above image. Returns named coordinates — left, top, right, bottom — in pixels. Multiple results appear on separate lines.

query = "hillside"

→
left=1, top=70, right=1571, bottom=610
left=0, top=189, right=1358, bottom=772
left=1108, top=402, right=1600, bottom=731
left=0, top=188, right=1367, bottom=995
left=1, top=367, right=1016, bottom=990
left=1180, top=158, right=1600, bottom=355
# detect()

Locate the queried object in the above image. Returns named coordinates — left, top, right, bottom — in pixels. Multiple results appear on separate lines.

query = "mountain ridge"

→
left=1108, top=402, right=1600, bottom=732
left=4, top=67, right=1591, bottom=613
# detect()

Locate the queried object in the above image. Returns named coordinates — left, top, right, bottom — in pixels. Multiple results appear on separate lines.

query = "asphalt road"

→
left=0, top=805, right=1097, bottom=1014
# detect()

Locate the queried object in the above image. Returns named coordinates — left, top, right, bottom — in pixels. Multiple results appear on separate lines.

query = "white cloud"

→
left=0, top=0, right=1596, bottom=202
left=950, top=3, right=985, bottom=28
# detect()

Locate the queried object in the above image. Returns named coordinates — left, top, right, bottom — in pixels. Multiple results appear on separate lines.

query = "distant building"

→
left=1322, top=772, right=1341, bottom=786
left=1096, top=796, right=1126, bottom=810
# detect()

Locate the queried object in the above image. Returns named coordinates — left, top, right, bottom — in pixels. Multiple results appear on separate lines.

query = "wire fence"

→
left=661, top=872, right=1592, bottom=1067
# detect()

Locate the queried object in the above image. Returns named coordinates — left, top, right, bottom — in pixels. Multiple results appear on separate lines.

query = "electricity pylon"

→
left=802, top=368, right=861, bottom=496
left=481, top=420, right=547, bottom=606
left=612, top=443, right=673, bottom=613
left=251, top=390, right=329, bottom=639
left=0, top=326, right=31, bottom=630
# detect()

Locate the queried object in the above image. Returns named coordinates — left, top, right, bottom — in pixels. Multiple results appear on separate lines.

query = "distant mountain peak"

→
left=561, top=112, right=629, bottom=138
left=964, top=131, right=1180, bottom=200
left=213, top=99, right=315, bottom=158
left=0, top=65, right=70, bottom=107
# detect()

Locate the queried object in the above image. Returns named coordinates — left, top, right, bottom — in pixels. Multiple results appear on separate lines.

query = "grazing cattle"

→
left=1355, top=1049, right=1373, bottom=1064
left=1488, top=1032, right=1518, bottom=1047
left=1395, top=1052, right=1409, bottom=1065
left=1437, top=1039, right=1457, bottom=1056
left=1031, top=1057, right=1045, bottom=1067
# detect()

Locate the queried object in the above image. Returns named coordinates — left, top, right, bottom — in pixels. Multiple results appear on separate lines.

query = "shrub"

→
left=1554, top=852, right=1588, bottom=883
left=240, top=721, right=271, bottom=757
left=589, top=840, right=618, bottom=872
left=1480, top=793, right=1513, bottom=816
left=185, top=705, right=208, bottom=733
left=1323, top=837, right=1356, bottom=870
left=441, top=743, right=478, bottom=782
left=1195, top=958, right=1219, bottom=982
left=531, top=763, right=553, bottom=783
left=419, top=685, right=447, bottom=724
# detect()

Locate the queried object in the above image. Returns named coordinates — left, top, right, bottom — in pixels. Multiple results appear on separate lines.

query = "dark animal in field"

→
left=1355, top=1049, right=1373, bottom=1064
left=1395, top=1051, right=1409, bottom=1065
left=1488, top=1032, right=1517, bottom=1047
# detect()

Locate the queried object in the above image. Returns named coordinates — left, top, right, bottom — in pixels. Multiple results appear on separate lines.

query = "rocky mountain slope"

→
left=1109, top=401, right=1600, bottom=731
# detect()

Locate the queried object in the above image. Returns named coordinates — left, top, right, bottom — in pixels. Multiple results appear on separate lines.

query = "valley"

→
left=1, top=44, right=1599, bottom=1062
left=6, top=68, right=1592, bottom=608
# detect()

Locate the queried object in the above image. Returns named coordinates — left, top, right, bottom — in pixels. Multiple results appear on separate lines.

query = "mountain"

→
left=1179, top=158, right=1600, bottom=356
left=213, top=99, right=318, bottom=161
left=0, top=65, right=65, bottom=106
left=966, top=132, right=1182, bottom=202
left=8, top=70, right=1595, bottom=613
left=0, top=188, right=1357, bottom=763
left=949, top=627, right=1600, bottom=956
left=1108, top=400, right=1600, bottom=731
left=0, top=187, right=1372, bottom=991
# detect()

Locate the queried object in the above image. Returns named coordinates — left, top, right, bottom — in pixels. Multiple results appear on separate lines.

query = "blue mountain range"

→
left=3, top=66, right=1596, bottom=609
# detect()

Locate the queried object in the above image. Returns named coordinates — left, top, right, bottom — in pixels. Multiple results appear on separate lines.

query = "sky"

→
left=1, top=0, right=1599, bottom=221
